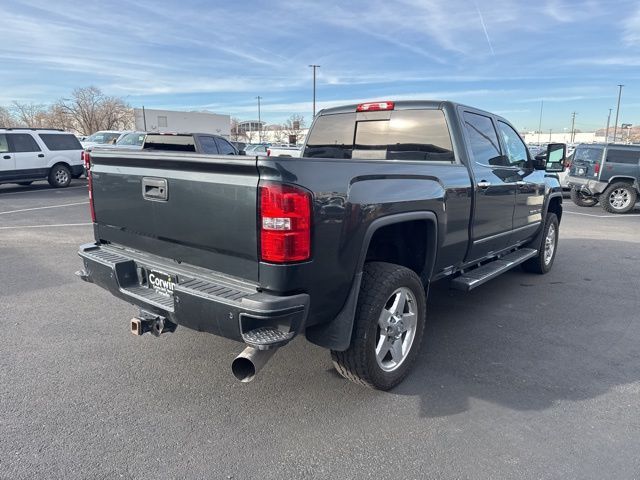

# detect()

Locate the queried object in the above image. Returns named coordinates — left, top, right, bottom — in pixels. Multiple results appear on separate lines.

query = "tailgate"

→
left=90, top=151, right=260, bottom=281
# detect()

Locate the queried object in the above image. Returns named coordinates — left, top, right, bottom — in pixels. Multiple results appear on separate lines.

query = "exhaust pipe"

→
left=231, top=346, right=277, bottom=382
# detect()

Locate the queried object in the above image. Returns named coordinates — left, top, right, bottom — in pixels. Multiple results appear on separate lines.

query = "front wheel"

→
left=48, top=164, right=71, bottom=188
left=570, top=187, right=598, bottom=207
left=601, top=182, right=637, bottom=214
left=331, top=262, right=426, bottom=390
left=522, top=213, right=559, bottom=274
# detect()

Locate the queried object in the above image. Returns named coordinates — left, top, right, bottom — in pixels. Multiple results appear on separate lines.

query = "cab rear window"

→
left=304, top=109, right=454, bottom=161
left=606, top=148, right=640, bottom=165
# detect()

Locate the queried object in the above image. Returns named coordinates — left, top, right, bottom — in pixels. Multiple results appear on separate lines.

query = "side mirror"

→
left=545, top=143, right=566, bottom=172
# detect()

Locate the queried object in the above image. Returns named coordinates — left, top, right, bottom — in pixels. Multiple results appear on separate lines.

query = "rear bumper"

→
left=567, top=176, right=607, bottom=195
left=77, top=243, right=309, bottom=345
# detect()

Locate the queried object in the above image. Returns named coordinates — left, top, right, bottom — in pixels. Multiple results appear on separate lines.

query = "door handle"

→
left=38, top=153, right=45, bottom=158
left=142, top=177, right=168, bottom=201
left=477, top=180, right=491, bottom=189
left=3, top=155, right=10, bottom=160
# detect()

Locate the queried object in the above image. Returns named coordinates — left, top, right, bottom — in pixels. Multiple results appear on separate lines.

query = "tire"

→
left=47, top=164, right=71, bottom=188
left=600, top=182, right=637, bottom=214
left=570, top=187, right=598, bottom=207
left=331, top=262, right=427, bottom=390
left=17, top=181, right=33, bottom=186
left=522, top=213, right=559, bottom=274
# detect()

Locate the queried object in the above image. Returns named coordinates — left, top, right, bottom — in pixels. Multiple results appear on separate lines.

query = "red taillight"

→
left=267, top=148, right=271, bottom=156
left=259, top=183, right=311, bottom=263
left=85, top=152, right=96, bottom=222
left=356, top=101, right=395, bottom=112
left=594, top=162, right=601, bottom=175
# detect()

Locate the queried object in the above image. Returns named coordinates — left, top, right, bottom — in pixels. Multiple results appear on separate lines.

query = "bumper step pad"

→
left=242, top=327, right=295, bottom=350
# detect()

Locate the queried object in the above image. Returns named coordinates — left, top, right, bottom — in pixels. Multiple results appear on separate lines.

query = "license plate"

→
left=147, top=269, right=176, bottom=297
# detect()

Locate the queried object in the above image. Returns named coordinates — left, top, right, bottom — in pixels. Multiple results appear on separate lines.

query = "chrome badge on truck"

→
left=147, top=269, right=176, bottom=297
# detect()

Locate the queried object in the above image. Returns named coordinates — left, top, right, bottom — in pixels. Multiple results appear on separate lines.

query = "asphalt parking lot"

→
left=1, top=180, right=639, bottom=479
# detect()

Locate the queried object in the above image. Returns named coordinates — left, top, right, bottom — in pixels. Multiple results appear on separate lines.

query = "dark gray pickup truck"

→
left=77, top=100, right=565, bottom=390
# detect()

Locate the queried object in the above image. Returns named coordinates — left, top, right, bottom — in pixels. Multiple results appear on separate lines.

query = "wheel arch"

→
left=306, top=211, right=438, bottom=351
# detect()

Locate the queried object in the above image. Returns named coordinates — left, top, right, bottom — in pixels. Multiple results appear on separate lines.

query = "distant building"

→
left=134, top=108, right=230, bottom=137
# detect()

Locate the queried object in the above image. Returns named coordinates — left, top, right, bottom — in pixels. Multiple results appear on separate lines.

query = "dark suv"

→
left=567, top=144, right=640, bottom=213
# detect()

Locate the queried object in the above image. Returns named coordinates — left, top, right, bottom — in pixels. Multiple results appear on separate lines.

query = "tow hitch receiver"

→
left=130, top=311, right=177, bottom=337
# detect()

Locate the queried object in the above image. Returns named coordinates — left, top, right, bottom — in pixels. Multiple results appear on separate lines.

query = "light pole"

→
left=548, top=128, right=552, bottom=142
left=613, top=84, right=624, bottom=143
left=308, top=64, right=320, bottom=117
left=605, top=108, right=612, bottom=142
left=537, top=99, right=544, bottom=144
left=256, top=96, right=262, bottom=143
left=570, top=112, right=577, bottom=143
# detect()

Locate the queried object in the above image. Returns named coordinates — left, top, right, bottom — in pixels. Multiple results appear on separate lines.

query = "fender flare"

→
left=306, top=211, right=438, bottom=351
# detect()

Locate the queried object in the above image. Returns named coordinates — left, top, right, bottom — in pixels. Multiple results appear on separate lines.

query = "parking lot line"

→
left=564, top=210, right=640, bottom=218
left=0, top=222, right=92, bottom=230
left=0, top=185, right=86, bottom=196
left=0, top=202, right=88, bottom=215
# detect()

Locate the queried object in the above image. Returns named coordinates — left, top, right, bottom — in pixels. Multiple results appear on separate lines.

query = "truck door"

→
left=0, top=134, right=16, bottom=180
left=495, top=120, right=545, bottom=244
left=461, top=111, right=517, bottom=261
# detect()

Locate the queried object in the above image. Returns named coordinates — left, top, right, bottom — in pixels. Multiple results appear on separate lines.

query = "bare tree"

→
left=56, top=86, right=133, bottom=135
left=11, top=101, right=48, bottom=127
left=0, top=106, right=18, bottom=127
left=283, top=114, right=306, bottom=145
left=267, top=124, right=286, bottom=144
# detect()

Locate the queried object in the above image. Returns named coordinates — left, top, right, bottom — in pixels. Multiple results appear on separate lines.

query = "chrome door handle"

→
left=477, top=180, right=491, bottom=189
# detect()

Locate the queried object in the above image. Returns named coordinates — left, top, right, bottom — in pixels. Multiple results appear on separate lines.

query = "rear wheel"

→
left=47, top=164, right=71, bottom=188
left=331, top=262, right=426, bottom=390
left=522, top=213, right=559, bottom=274
left=601, top=182, right=637, bottom=214
left=570, top=187, right=598, bottom=207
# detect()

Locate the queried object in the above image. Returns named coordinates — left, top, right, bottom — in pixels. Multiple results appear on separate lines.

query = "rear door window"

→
left=198, top=136, right=219, bottom=154
left=215, top=137, right=236, bottom=155
left=606, top=148, right=640, bottom=165
left=38, top=133, right=82, bottom=151
left=0, top=134, right=8, bottom=153
left=8, top=133, right=41, bottom=152
left=304, top=109, right=453, bottom=161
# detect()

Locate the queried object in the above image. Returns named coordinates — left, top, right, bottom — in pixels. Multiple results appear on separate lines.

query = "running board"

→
left=451, top=248, right=538, bottom=292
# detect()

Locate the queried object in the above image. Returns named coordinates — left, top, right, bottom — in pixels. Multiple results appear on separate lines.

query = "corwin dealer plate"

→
left=147, top=269, right=176, bottom=297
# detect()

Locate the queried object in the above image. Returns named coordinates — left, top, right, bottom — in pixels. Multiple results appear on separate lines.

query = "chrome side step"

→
left=451, top=248, right=538, bottom=292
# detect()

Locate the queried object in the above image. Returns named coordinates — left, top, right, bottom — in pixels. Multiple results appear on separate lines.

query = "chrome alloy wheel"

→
left=609, top=188, right=631, bottom=210
left=55, top=168, right=69, bottom=185
left=375, top=287, right=418, bottom=372
left=544, top=222, right=556, bottom=266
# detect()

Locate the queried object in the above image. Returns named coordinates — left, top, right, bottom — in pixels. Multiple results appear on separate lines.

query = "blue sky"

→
left=1, top=0, right=639, bottom=132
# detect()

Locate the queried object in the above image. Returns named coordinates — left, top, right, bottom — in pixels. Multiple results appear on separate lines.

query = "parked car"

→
left=567, top=143, right=640, bottom=213
left=0, top=128, right=84, bottom=187
left=141, top=133, right=241, bottom=154
left=77, top=100, right=564, bottom=390
left=81, top=130, right=127, bottom=149
left=244, top=143, right=269, bottom=155
left=115, top=131, right=146, bottom=149
left=267, top=145, right=302, bottom=157
left=231, top=141, right=247, bottom=152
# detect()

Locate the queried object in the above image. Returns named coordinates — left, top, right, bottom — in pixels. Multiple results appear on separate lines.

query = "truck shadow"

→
left=390, top=237, right=640, bottom=417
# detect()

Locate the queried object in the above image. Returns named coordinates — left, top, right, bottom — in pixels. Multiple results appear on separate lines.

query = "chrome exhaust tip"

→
left=231, top=346, right=277, bottom=382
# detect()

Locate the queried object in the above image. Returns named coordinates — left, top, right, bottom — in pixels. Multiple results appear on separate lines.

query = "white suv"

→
left=0, top=129, right=84, bottom=188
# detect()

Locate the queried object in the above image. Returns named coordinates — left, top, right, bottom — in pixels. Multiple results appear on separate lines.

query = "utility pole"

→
left=570, top=112, right=577, bottom=143
left=308, top=64, right=320, bottom=118
left=537, top=99, right=544, bottom=144
left=605, top=108, right=612, bottom=142
left=613, top=84, right=624, bottom=143
left=548, top=128, right=552, bottom=142
left=256, top=96, right=262, bottom=143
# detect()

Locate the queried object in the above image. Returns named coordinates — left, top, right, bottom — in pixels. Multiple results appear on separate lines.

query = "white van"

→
left=0, top=129, right=84, bottom=188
